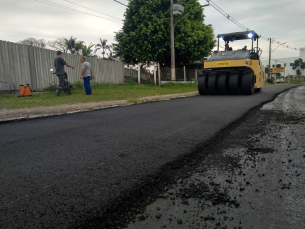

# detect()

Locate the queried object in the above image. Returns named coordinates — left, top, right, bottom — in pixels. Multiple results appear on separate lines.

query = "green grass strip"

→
left=0, top=82, right=198, bottom=109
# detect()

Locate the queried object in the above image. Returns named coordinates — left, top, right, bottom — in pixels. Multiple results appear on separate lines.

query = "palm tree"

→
left=81, top=42, right=95, bottom=57
left=95, top=38, right=110, bottom=58
left=106, top=45, right=117, bottom=61
left=64, top=36, right=84, bottom=54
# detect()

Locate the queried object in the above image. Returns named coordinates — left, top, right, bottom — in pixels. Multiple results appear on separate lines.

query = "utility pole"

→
left=170, top=4, right=207, bottom=81
left=170, top=0, right=175, bottom=81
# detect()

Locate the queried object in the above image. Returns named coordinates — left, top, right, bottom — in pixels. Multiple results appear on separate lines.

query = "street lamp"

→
left=170, top=3, right=209, bottom=81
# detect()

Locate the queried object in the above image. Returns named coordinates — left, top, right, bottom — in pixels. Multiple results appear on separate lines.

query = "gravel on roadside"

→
left=123, top=86, right=305, bottom=229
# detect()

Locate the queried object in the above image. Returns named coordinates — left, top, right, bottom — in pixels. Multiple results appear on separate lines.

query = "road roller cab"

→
left=198, top=31, right=265, bottom=95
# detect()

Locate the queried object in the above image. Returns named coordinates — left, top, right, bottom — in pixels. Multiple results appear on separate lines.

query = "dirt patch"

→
left=0, top=91, right=198, bottom=122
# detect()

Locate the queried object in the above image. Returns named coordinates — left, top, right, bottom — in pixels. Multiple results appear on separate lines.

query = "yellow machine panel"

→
left=198, top=31, right=265, bottom=95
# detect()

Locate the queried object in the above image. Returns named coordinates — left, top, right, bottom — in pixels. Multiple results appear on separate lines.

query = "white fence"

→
left=159, top=67, right=199, bottom=82
left=124, top=68, right=152, bottom=81
left=0, top=40, right=124, bottom=92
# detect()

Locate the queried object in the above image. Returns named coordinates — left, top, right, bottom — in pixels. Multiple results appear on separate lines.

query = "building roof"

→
left=217, top=31, right=260, bottom=42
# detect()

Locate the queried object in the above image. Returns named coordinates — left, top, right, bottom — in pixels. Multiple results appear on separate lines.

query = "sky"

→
left=1, top=0, right=304, bottom=61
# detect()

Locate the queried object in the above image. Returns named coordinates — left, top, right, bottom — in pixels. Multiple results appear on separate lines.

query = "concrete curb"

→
left=0, top=91, right=199, bottom=124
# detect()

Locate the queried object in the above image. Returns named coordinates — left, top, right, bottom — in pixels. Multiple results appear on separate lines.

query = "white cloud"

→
left=202, top=0, right=305, bottom=59
left=1, top=0, right=304, bottom=60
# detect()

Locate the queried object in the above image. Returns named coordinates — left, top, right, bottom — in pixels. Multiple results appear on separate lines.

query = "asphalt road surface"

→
left=0, top=84, right=300, bottom=228
left=127, top=85, right=305, bottom=229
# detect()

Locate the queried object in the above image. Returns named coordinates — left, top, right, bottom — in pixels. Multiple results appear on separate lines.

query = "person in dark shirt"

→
left=225, top=43, right=230, bottom=51
left=54, top=51, right=74, bottom=96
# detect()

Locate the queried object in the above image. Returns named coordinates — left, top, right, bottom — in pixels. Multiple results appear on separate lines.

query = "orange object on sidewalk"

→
left=24, top=84, right=31, bottom=96
left=19, top=85, right=25, bottom=96
left=19, top=84, right=32, bottom=97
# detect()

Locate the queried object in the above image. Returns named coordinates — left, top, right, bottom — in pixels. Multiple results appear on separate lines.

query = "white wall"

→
left=262, top=57, right=305, bottom=77
left=0, top=40, right=124, bottom=92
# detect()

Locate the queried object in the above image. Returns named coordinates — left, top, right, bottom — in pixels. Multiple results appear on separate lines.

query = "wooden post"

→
left=183, top=66, right=186, bottom=82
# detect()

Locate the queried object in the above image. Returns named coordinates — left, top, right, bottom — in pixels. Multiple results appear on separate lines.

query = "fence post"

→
left=138, top=62, right=141, bottom=84
left=195, top=69, right=198, bottom=83
left=154, top=62, right=157, bottom=86
left=183, top=66, right=186, bottom=82
left=158, top=64, right=161, bottom=86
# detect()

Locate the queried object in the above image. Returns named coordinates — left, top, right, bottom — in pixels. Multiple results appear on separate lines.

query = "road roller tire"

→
left=218, top=72, right=230, bottom=95
left=208, top=72, right=219, bottom=95
left=198, top=74, right=209, bottom=95
left=229, top=73, right=242, bottom=95
left=242, top=71, right=255, bottom=95
left=255, top=88, right=262, bottom=93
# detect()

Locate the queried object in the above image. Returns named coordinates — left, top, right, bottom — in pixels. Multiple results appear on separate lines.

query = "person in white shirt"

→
left=80, top=57, right=93, bottom=95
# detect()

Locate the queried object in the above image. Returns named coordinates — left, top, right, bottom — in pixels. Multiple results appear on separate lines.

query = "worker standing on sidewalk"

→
left=80, top=57, right=93, bottom=95
left=54, top=51, right=74, bottom=96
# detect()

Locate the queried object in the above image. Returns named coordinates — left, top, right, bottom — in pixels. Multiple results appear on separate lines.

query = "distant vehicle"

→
left=276, top=78, right=284, bottom=83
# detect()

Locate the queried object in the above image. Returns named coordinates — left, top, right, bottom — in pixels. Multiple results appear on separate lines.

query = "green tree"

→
left=109, top=44, right=121, bottom=61
left=114, top=0, right=215, bottom=66
left=64, top=36, right=84, bottom=54
left=292, top=58, right=305, bottom=76
left=81, top=42, right=95, bottom=57
left=105, top=45, right=115, bottom=60
left=95, top=39, right=111, bottom=58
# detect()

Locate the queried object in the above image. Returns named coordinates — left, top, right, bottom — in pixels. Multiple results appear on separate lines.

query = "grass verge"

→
left=289, top=80, right=305, bottom=84
left=0, top=82, right=198, bottom=109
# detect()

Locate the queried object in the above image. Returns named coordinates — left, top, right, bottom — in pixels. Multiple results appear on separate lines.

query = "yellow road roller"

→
left=198, top=31, right=265, bottom=95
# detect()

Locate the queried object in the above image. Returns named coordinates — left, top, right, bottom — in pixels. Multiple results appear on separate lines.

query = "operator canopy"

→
left=217, top=31, right=260, bottom=42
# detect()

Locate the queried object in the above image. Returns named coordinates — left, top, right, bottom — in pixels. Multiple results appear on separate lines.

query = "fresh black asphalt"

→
left=0, top=84, right=298, bottom=228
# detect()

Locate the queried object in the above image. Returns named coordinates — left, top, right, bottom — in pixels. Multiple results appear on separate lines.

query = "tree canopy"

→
left=81, top=42, right=95, bottom=57
left=114, top=0, right=215, bottom=66
left=64, top=36, right=84, bottom=55
left=95, top=39, right=111, bottom=58
left=18, top=37, right=46, bottom=48
left=47, top=37, right=68, bottom=53
left=291, top=58, right=305, bottom=76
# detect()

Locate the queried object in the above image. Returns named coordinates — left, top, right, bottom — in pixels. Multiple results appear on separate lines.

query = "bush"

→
left=72, top=81, right=84, bottom=89
left=267, top=79, right=275, bottom=84
left=145, top=81, right=155, bottom=87
left=161, top=82, right=196, bottom=89
left=43, top=85, right=57, bottom=92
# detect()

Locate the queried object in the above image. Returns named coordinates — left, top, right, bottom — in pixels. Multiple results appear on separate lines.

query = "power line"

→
left=206, top=0, right=248, bottom=31
left=113, top=0, right=128, bottom=7
left=34, top=0, right=123, bottom=24
left=261, top=37, right=301, bottom=51
left=272, top=39, right=301, bottom=51
left=113, top=0, right=168, bottom=22
left=207, top=0, right=301, bottom=52
left=63, top=0, right=123, bottom=21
